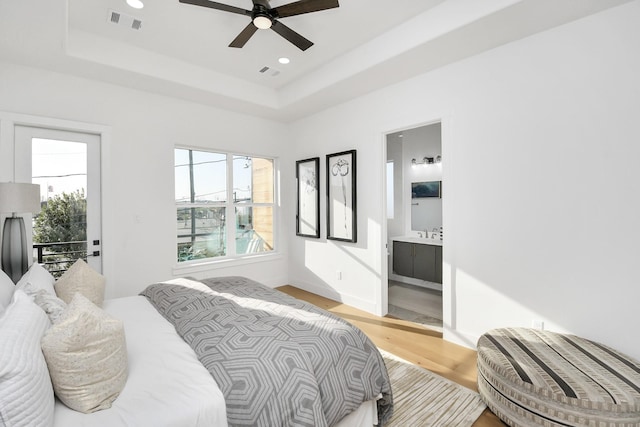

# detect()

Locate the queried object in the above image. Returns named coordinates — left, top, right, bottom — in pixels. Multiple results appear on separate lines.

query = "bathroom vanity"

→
left=392, top=237, right=442, bottom=284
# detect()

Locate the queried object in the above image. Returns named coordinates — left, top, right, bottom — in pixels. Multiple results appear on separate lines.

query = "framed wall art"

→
left=411, top=181, right=441, bottom=198
left=296, top=157, right=320, bottom=238
left=326, top=150, right=357, bottom=242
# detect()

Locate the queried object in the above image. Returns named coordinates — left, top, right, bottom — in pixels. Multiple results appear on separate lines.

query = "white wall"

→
left=286, top=1, right=640, bottom=359
left=1, top=1, right=639, bottom=361
left=0, top=63, right=289, bottom=298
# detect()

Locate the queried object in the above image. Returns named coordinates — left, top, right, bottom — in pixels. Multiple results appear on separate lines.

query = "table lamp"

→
left=0, top=182, right=41, bottom=283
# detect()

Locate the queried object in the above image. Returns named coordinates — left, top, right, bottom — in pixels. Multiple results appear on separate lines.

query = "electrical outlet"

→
left=531, top=320, right=544, bottom=330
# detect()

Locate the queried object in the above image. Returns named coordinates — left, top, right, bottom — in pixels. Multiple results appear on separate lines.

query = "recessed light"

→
left=127, top=0, right=144, bottom=9
left=278, top=57, right=290, bottom=65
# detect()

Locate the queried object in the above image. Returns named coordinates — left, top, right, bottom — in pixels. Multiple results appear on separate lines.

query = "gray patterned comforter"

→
left=140, top=276, right=393, bottom=427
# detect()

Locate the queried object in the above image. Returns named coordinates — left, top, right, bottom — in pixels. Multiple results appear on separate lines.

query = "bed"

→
left=1, top=270, right=393, bottom=427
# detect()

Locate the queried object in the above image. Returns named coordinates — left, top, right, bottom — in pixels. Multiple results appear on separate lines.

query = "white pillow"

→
left=16, top=263, right=56, bottom=297
left=0, top=269, right=14, bottom=314
left=0, top=290, right=54, bottom=427
left=54, top=259, right=105, bottom=307
left=42, top=293, right=128, bottom=414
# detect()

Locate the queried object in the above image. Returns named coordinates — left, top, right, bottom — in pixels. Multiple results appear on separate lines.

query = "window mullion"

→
left=226, top=153, right=236, bottom=256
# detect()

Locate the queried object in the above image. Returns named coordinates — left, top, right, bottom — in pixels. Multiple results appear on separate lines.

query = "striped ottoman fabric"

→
left=477, top=328, right=640, bottom=427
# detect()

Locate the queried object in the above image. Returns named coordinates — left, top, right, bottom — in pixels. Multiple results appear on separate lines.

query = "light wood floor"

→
left=277, top=285, right=505, bottom=427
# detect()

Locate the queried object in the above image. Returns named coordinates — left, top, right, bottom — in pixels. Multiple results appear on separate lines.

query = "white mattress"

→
left=53, top=295, right=228, bottom=427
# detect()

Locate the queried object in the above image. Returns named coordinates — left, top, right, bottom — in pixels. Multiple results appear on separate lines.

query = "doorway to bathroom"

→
left=385, top=122, right=443, bottom=331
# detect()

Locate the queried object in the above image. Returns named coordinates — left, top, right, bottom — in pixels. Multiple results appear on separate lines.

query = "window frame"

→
left=174, top=146, right=278, bottom=267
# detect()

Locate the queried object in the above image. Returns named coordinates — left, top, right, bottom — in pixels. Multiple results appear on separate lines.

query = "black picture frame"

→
left=326, top=150, right=357, bottom=242
left=296, top=157, right=320, bottom=238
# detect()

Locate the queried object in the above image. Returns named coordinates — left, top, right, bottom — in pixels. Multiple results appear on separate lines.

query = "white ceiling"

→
left=68, top=0, right=445, bottom=89
left=0, top=0, right=633, bottom=121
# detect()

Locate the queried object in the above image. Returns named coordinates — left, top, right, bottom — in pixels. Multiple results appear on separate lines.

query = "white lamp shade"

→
left=0, top=182, right=41, bottom=214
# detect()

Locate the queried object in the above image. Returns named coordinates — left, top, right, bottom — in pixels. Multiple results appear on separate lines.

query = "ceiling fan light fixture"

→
left=181, top=0, right=340, bottom=50
left=253, top=15, right=272, bottom=30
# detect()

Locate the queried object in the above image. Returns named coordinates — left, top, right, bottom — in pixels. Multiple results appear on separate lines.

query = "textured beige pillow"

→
left=41, top=293, right=128, bottom=413
left=54, top=259, right=105, bottom=306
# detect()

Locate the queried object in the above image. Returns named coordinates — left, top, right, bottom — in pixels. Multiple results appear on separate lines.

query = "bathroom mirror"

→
left=411, top=195, right=442, bottom=232
left=386, top=121, right=443, bottom=238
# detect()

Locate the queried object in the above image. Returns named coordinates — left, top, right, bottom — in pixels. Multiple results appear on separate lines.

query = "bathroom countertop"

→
left=391, top=236, right=443, bottom=246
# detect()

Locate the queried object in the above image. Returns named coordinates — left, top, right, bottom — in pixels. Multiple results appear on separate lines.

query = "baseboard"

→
left=443, top=327, right=479, bottom=351
left=291, top=280, right=378, bottom=314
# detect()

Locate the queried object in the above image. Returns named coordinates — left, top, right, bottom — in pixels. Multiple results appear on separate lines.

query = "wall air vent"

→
left=107, top=9, right=143, bottom=31
left=258, top=66, right=280, bottom=77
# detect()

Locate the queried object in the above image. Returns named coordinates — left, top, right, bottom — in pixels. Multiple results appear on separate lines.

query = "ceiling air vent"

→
left=110, top=11, right=121, bottom=24
left=107, top=9, right=143, bottom=31
left=259, top=66, right=280, bottom=77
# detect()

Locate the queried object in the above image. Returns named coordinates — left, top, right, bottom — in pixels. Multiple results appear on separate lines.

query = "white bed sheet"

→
left=53, top=295, right=228, bottom=427
left=334, top=397, right=379, bottom=427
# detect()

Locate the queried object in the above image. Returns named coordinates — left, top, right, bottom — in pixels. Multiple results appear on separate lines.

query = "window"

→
left=386, top=161, right=394, bottom=219
left=175, top=148, right=275, bottom=263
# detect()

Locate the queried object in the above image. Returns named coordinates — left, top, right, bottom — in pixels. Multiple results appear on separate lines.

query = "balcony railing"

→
left=33, top=241, right=87, bottom=277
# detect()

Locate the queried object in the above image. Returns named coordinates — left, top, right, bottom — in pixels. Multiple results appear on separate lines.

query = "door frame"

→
left=380, top=114, right=452, bottom=332
left=0, top=112, right=112, bottom=278
left=15, top=126, right=102, bottom=272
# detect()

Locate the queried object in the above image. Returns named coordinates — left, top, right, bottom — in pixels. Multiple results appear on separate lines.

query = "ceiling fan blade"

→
left=229, top=22, right=259, bottom=48
left=271, top=20, right=313, bottom=51
left=178, top=0, right=251, bottom=16
left=272, top=0, right=339, bottom=18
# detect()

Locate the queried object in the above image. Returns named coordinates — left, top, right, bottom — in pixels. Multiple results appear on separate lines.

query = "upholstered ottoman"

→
left=477, top=328, right=640, bottom=426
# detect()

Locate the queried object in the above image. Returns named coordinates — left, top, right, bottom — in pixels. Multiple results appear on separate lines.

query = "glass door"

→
left=14, top=126, right=102, bottom=275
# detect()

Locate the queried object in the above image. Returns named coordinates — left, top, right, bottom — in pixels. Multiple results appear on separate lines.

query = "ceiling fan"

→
left=179, top=0, right=339, bottom=51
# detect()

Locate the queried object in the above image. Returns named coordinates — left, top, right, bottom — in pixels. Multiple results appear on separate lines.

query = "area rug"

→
left=381, top=349, right=486, bottom=427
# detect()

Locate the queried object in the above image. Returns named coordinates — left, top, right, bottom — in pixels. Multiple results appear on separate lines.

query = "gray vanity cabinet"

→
left=393, top=241, right=442, bottom=283
left=392, top=241, right=414, bottom=277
